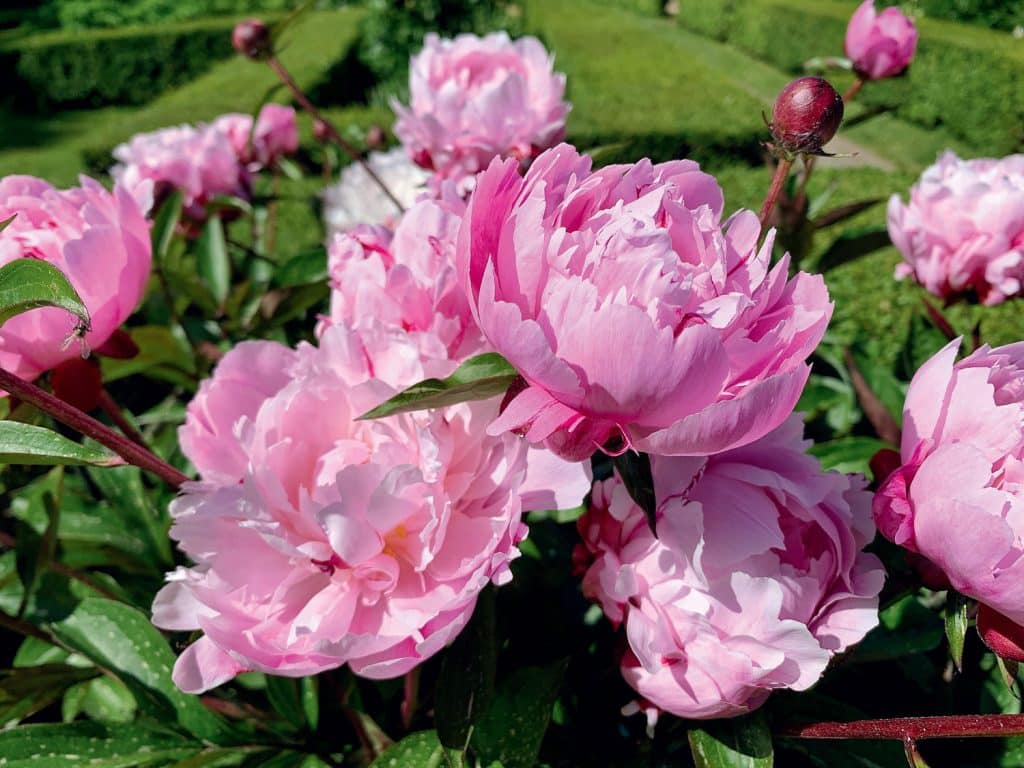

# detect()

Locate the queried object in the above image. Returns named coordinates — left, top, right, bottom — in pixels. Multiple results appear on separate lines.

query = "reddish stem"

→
left=844, top=348, right=901, bottom=446
left=759, top=156, right=794, bottom=232
left=265, top=55, right=404, bottom=214
left=844, top=76, right=865, bottom=103
left=98, top=389, right=148, bottom=449
left=0, top=366, right=188, bottom=489
left=785, top=713, right=1024, bottom=741
left=921, top=297, right=957, bottom=341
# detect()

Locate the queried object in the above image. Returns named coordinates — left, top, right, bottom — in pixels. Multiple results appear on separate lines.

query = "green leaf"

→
left=302, top=676, right=319, bottom=732
left=0, top=422, right=121, bottom=467
left=15, top=474, right=60, bottom=616
left=849, top=341, right=906, bottom=424
left=471, top=660, right=568, bottom=768
left=436, top=587, right=496, bottom=750
left=688, top=712, right=774, bottom=768
left=0, top=664, right=98, bottom=729
left=265, top=675, right=309, bottom=731
left=197, top=217, right=231, bottom=307
left=167, top=747, right=266, bottom=768
left=370, top=731, right=446, bottom=768
left=0, top=213, right=16, bottom=232
left=0, top=258, right=90, bottom=331
left=360, top=354, right=517, bottom=420
left=0, top=721, right=199, bottom=767
left=847, top=594, right=944, bottom=663
left=274, top=248, right=328, bottom=288
left=613, top=451, right=656, bottom=532
left=808, top=436, right=890, bottom=474
left=47, top=598, right=235, bottom=744
left=101, top=325, right=196, bottom=383
left=814, top=227, right=891, bottom=273
left=86, top=465, right=173, bottom=569
left=945, top=591, right=971, bottom=672
left=63, top=675, right=137, bottom=724
left=152, top=191, right=184, bottom=262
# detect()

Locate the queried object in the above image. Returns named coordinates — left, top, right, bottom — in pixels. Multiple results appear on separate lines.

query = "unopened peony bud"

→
left=365, top=125, right=386, bottom=150
left=51, top=357, right=103, bottom=413
left=978, top=604, right=1024, bottom=663
left=232, top=19, right=272, bottom=60
left=770, top=76, right=844, bottom=156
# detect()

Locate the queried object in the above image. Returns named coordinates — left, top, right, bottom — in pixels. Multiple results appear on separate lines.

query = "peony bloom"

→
left=458, top=145, right=832, bottom=461
left=0, top=175, right=152, bottom=382
left=844, top=0, right=918, bottom=81
left=111, top=123, right=246, bottom=220
left=154, top=324, right=589, bottom=692
left=888, top=151, right=1024, bottom=306
left=320, top=194, right=485, bottom=364
left=321, top=148, right=430, bottom=236
left=874, top=339, right=1024, bottom=632
left=577, top=416, right=884, bottom=724
left=393, top=32, right=570, bottom=194
left=212, top=104, right=299, bottom=170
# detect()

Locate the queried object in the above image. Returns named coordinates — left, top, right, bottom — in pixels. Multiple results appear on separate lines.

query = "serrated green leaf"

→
left=197, top=217, right=231, bottom=307
left=689, top=712, right=773, bottom=768
left=808, top=437, right=890, bottom=474
left=471, top=660, right=568, bottom=768
left=370, top=731, right=446, bottom=768
left=0, top=721, right=199, bottom=767
left=0, top=422, right=121, bottom=467
left=47, top=598, right=235, bottom=744
left=152, top=191, right=184, bottom=262
left=0, top=258, right=90, bottom=330
left=360, top=354, right=517, bottom=420
left=945, top=591, right=971, bottom=672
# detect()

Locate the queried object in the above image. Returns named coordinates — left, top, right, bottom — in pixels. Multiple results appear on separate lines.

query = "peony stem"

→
left=843, top=348, right=901, bottom=446
left=759, top=156, right=794, bottom=232
left=0, top=366, right=189, bottom=490
left=920, top=297, right=957, bottom=342
left=98, top=389, right=149, bottom=449
left=784, top=713, right=1024, bottom=741
left=843, top=76, right=866, bottom=104
left=264, top=55, right=405, bottom=214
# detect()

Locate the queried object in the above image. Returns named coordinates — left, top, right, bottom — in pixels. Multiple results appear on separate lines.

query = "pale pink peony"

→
left=0, top=175, right=152, bottom=382
left=111, top=123, right=247, bottom=220
left=320, top=194, right=485, bottom=365
left=578, top=416, right=884, bottom=724
left=844, top=0, right=918, bottom=81
left=321, top=148, right=431, bottom=235
left=874, top=339, right=1024, bottom=630
left=212, top=104, right=299, bottom=170
left=393, top=32, right=570, bottom=194
left=458, top=144, right=832, bottom=461
left=888, top=151, right=1024, bottom=306
left=154, top=324, right=589, bottom=692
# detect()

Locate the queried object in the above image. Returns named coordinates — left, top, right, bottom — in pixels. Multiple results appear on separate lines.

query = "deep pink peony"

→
left=112, top=123, right=247, bottom=220
left=0, top=175, right=152, bottom=382
left=320, top=195, right=485, bottom=364
left=155, top=324, right=589, bottom=692
left=844, top=0, right=918, bottom=81
left=577, top=416, right=884, bottom=724
left=212, top=104, right=299, bottom=170
left=888, top=151, right=1024, bottom=305
left=458, top=144, right=832, bottom=461
left=393, top=32, right=570, bottom=194
left=874, top=339, right=1024, bottom=630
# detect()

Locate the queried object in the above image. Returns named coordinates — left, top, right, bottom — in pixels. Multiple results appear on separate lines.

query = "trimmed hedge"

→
left=1, top=16, right=254, bottom=109
left=677, top=0, right=1024, bottom=154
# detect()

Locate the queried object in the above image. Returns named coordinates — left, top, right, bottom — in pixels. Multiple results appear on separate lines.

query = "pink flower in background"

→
left=577, top=416, right=884, bottom=724
left=0, top=175, right=152, bottom=382
left=458, top=145, right=832, bottom=461
left=154, top=324, right=589, bottom=692
left=213, top=104, right=299, bottom=170
left=393, top=32, right=570, bottom=194
left=111, top=123, right=247, bottom=220
left=874, top=339, right=1024, bottom=633
left=322, top=148, right=430, bottom=235
left=888, top=151, right=1024, bottom=306
left=844, top=0, right=918, bottom=80
left=321, top=195, right=486, bottom=366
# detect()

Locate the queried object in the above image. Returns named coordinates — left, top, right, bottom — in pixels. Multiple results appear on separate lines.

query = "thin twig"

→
left=759, top=157, right=794, bottom=232
left=843, top=348, right=901, bottom=446
left=98, top=389, right=149, bottom=449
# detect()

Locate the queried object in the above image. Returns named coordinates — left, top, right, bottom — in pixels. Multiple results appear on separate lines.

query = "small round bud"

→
left=51, top=357, right=103, bottom=413
left=770, top=76, right=844, bottom=156
left=232, top=19, right=272, bottom=61
left=978, top=604, right=1024, bottom=663
left=312, top=119, right=331, bottom=144
left=365, top=125, right=386, bottom=150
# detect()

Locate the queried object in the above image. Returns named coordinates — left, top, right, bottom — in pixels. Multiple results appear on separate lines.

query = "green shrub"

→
left=2, top=17, right=253, bottom=109
left=678, top=0, right=1024, bottom=154
left=884, top=0, right=1024, bottom=32
left=29, top=0, right=331, bottom=29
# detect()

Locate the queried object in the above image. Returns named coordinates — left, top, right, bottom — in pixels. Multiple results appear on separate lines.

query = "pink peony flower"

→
left=0, top=175, right=152, bottom=382
left=844, top=0, right=918, bottom=81
left=154, top=324, right=589, bottom=692
left=393, top=32, right=570, bottom=195
left=874, top=339, right=1024, bottom=631
left=111, top=123, right=247, bottom=220
left=322, top=148, right=431, bottom=235
left=457, top=144, right=832, bottom=461
left=212, top=104, right=299, bottom=170
left=320, top=194, right=486, bottom=365
left=577, top=416, right=884, bottom=724
left=888, top=151, right=1024, bottom=306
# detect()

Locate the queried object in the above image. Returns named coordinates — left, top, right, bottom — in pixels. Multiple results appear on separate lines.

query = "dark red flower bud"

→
left=365, top=125, right=386, bottom=150
left=94, top=329, right=139, bottom=360
left=232, top=19, right=272, bottom=61
left=411, top=148, right=434, bottom=171
left=770, top=76, right=844, bottom=156
left=869, top=448, right=902, bottom=486
left=978, top=603, right=1024, bottom=663
left=51, top=357, right=103, bottom=413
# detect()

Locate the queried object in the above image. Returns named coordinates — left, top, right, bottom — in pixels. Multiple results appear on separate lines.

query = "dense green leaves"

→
left=808, top=436, right=890, bottom=474
left=0, top=721, right=200, bottom=767
left=0, top=422, right=121, bottom=467
left=370, top=731, right=448, bottom=768
left=0, top=258, right=90, bottom=330
left=0, top=664, right=99, bottom=728
left=689, top=713, right=774, bottom=768
left=359, top=353, right=518, bottom=419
